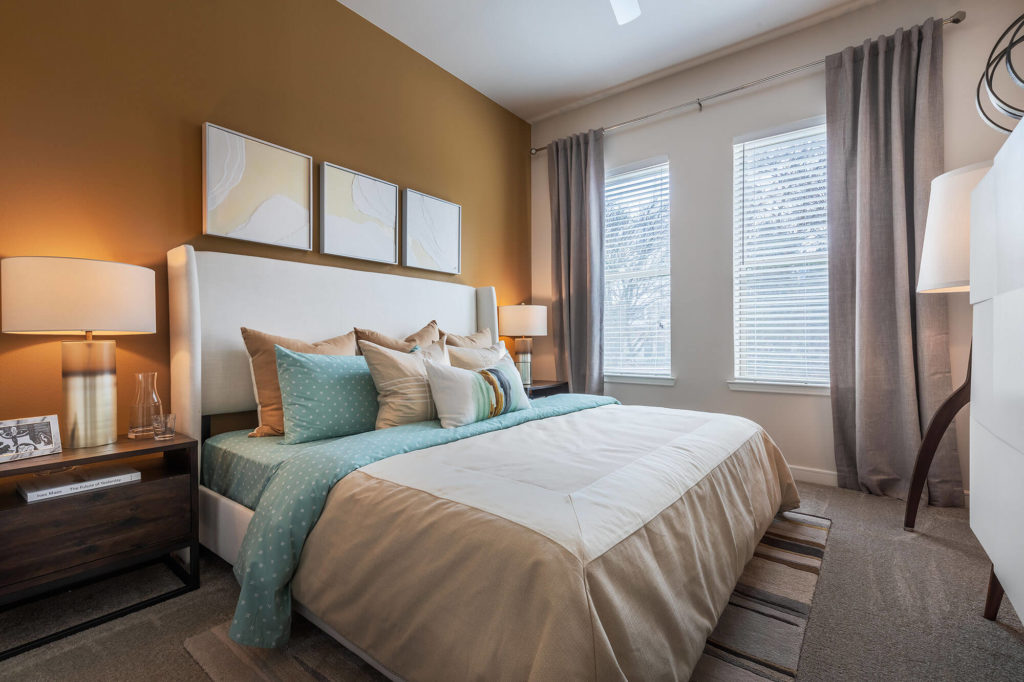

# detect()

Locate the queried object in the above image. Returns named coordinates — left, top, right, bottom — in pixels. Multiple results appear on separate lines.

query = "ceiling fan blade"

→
left=609, top=0, right=641, bottom=26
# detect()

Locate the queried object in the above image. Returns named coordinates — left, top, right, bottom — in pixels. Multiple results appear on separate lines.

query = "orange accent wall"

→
left=0, top=0, right=531, bottom=431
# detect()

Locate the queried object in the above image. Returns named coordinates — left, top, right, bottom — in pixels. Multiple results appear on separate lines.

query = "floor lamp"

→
left=904, top=161, right=992, bottom=531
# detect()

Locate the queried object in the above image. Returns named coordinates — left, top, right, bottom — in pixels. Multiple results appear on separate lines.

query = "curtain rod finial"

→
left=948, top=10, right=966, bottom=24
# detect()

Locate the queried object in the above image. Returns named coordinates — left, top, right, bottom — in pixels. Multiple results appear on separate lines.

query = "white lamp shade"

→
left=918, top=161, right=992, bottom=293
left=1, top=257, right=156, bottom=334
left=499, top=304, right=547, bottom=337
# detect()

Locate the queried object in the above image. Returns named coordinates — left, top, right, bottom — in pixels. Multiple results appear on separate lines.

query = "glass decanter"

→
left=128, top=371, right=163, bottom=439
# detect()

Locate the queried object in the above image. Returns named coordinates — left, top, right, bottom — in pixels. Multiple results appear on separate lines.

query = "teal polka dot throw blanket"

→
left=228, top=393, right=618, bottom=647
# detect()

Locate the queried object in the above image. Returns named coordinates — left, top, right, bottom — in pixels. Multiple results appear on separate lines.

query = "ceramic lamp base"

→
left=514, top=337, right=533, bottom=386
left=61, top=340, right=117, bottom=448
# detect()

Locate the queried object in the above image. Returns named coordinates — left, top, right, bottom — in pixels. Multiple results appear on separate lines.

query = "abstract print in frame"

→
left=403, top=189, right=461, bottom=274
left=321, top=163, right=399, bottom=264
left=203, top=123, right=313, bottom=251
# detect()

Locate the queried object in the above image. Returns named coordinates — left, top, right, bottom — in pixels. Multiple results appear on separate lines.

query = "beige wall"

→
left=531, top=0, right=1016, bottom=487
left=0, top=0, right=531, bottom=432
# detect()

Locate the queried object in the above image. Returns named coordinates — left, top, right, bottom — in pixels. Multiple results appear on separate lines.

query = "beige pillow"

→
left=241, top=327, right=358, bottom=437
left=354, top=320, right=439, bottom=353
left=359, top=336, right=449, bottom=429
left=448, top=342, right=508, bottom=370
left=443, top=328, right=493, bottom=348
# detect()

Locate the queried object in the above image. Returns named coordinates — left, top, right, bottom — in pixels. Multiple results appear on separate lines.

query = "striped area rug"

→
left=692, top=511, right=832, bottom=681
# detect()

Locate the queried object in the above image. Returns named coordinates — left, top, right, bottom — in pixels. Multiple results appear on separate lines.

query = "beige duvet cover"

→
left=292, top=404, right=799, bottom=681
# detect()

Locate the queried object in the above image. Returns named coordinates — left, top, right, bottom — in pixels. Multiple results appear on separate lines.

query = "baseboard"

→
left=789, top=464, right=839, bottom=487
left=787, top=465, right=970, bottom=498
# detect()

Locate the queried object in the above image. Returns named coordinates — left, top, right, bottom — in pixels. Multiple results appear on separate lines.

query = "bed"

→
left=167, top=245, right=799, bottom=680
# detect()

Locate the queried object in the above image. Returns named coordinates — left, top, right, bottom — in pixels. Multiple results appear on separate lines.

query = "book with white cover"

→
left=17, top=465, right=141, bottom=502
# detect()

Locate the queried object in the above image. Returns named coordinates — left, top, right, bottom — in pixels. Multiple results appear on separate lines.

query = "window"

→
left=604, top=161, right=671, bottom=378
left=733, top=122, right=828, bottom=387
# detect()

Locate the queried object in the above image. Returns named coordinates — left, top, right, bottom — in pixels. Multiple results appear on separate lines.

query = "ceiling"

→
left=337, top=0, right=877, bottom=122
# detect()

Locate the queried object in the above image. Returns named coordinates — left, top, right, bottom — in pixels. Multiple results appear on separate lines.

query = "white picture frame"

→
left=320, top=162, right=399, bottom=264
left=202, top=123, right=313, bottom=251
left=402, top=189, right=462, bottom=275
left=0, top=414, right=62, bottom=463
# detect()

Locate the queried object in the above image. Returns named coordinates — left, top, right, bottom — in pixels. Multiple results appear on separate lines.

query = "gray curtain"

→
left=549, top=129, right=605, bottom=394
left=826, top=18, right=963, bottom=506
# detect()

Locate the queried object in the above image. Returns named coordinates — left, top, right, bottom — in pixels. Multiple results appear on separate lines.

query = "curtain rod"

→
left=530, top=10, right=966, bottom=155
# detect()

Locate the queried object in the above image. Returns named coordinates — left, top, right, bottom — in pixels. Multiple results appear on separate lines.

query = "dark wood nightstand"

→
left=526, top=379, right=569, bottom=399
left=0, top=434, right=199, bottom=661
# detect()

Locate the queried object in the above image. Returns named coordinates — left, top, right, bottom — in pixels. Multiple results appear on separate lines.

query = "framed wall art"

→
left=321, top=162, right=399, bottom=264
left=203, top=123, right=313, bottom=251
left=402, top=189, right=461, bottom=274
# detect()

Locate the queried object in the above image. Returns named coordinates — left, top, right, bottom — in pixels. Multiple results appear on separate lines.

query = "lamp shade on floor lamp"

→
left=1, top=257, right=156, bottom=447
left=918, top=161, right=992, bottom=293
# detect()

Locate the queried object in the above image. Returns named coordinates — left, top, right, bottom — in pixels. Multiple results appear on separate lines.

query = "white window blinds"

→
left=604, top=162, right=671, bottom=377
left=733, top=124, right=829, bottom=386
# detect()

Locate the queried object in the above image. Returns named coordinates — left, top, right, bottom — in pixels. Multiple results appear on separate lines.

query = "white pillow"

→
left=448, top=341, right=507, bottom=370
left=425, top=354, right=531, bottom=429
left=359, top=336, right=449, bottom=429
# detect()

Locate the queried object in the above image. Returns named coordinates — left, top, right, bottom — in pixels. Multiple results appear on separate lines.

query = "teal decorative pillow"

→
left=424, top=353, right=531, bottom=429
left=275, top=346, right=379, bottom=444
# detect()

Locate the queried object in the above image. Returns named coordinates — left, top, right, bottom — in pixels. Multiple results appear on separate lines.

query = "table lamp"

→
left=1, top=257, right=156, bottom=449
left=498, top=303, right=547, bottom=385
left=904, top=160, right=991, bottom=530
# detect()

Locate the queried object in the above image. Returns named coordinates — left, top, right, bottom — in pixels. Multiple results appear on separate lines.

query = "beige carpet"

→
left=184, top=512, right=831, bottom=681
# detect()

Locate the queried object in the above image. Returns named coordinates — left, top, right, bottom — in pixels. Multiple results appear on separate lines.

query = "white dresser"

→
left=969, top=121, right=1024, bottom=615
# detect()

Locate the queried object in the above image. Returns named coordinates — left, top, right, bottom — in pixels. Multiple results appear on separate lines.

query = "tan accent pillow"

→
left=448, top=342, right=508, bottom=370
left=359, top=336, right=448, bottom=429
left=442, top=328, right=493, bottom=348
left=354, top=320, right=439, bottom=353
left=241, top=327, right=358, bottom=437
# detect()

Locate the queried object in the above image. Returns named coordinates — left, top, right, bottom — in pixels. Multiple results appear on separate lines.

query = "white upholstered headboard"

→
left=167, top=245, right=498, bottom=442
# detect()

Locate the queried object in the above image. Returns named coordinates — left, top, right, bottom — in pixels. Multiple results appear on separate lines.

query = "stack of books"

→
left=17, top=464, right=141, bottom=502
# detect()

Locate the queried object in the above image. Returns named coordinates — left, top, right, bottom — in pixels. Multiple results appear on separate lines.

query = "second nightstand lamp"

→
left=498, top=303, right=547, bottom=386
left=1, top=257, right=156, bottom=449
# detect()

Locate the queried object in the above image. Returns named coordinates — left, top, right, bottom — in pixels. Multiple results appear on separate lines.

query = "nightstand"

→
left=526, top=379, right=569, bottom=399
left=0, top=434, right=199, bottom=661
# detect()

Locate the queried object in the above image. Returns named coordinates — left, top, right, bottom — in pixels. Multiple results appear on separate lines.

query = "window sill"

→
left=727, top=379, right=829, bottom=396
left=604, top=374, right=676, bottom=386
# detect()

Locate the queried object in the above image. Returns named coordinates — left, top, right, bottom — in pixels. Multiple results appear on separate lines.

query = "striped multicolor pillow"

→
left=425, top=354, right=531, bottom=429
